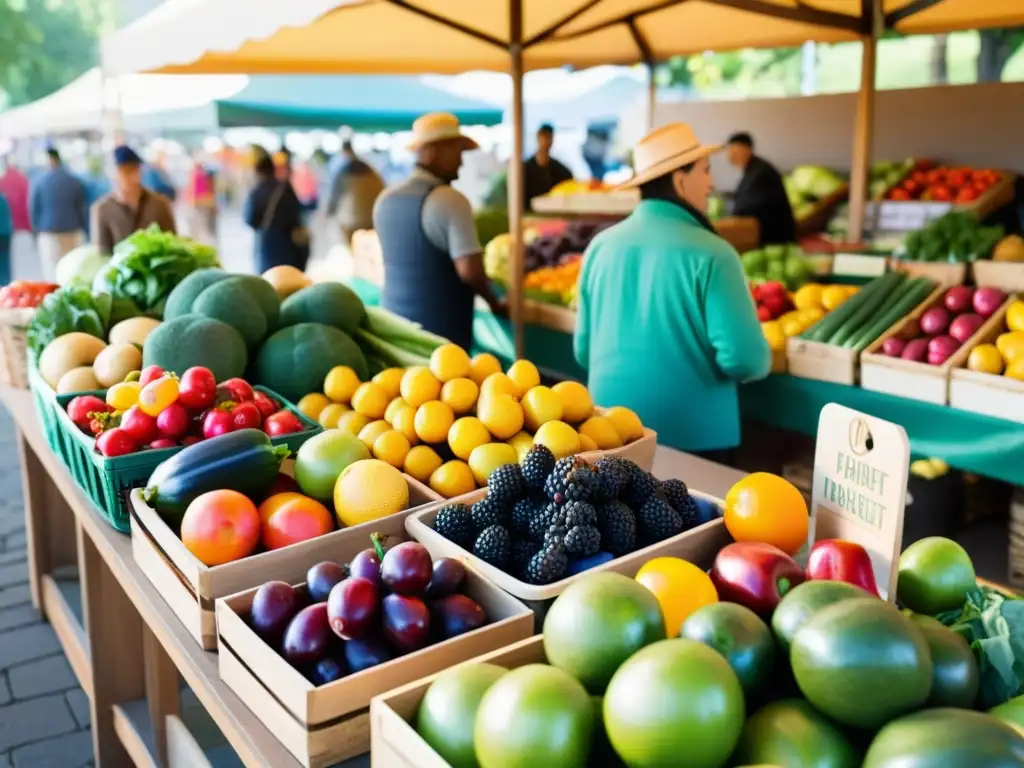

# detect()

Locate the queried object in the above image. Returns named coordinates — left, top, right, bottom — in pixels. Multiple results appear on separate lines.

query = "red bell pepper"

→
left=709, top=541, right=805, bottom=616
left=805, top=539, right=880, bottom=597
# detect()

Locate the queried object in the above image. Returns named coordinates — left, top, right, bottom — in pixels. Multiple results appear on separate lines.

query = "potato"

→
left=39, top=333, right=107, bottom=389
left=93, top=343, right=143, bottom=387
left=56, top=367, right=101, bottom=394
left=108, top=317, right=161, bottom=348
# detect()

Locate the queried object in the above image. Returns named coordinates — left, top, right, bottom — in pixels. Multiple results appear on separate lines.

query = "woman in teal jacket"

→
left=574, top=123, right=770, bottom=459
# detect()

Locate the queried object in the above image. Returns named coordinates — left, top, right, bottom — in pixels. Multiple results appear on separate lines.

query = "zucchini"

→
left=828, top=273, right=905, bottom=346
left=839, top=277, right=918, bottom=349
left=142, top=429, right=290, bottom=527
left=849, top=278, right=936, bottom=350
left=802, top=277, right=885, bottom=342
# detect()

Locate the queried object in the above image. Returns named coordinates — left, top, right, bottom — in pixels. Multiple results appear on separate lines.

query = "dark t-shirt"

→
left=732, top=155, right=797, bottom=246
left=524, top=155, right=573, bottom=211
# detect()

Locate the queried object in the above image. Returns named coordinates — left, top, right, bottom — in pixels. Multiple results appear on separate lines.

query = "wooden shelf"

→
left=113, top=699, right=160, bottom=768
left=40, top=570, right=91, bottom=698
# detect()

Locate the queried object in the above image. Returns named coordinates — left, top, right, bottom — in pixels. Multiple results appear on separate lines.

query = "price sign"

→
left=811, top=404, right=909, bottom=601
left=832, top=252, right=888, bottom=279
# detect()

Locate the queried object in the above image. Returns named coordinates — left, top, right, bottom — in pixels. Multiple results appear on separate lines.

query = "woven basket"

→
left=0, top=308, right=34, bottom=389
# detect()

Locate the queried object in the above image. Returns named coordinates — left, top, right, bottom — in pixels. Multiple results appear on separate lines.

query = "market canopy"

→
left=102, top=0, right=1024, bottom=78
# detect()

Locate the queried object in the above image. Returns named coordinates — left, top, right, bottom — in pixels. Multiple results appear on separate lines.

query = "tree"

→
left=977, top=27, right=1024, bottom=82
left=0, top=0, right=35, bottom=82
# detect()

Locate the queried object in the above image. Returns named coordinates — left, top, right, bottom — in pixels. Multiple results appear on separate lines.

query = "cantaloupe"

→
left=263, top=265, right=312, bottom=300
left=108, top=317, right=161, bottom=348
left=56, top=367, right=101, bottom=394
left=39, top=333, right=107, bottom=389
left=93, top=343, right=143, bottom=387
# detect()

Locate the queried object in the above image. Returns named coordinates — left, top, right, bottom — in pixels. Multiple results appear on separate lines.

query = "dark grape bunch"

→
left=431, top=449, right=716, bottom=586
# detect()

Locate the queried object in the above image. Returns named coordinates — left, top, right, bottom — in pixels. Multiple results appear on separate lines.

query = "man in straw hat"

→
left=574, top=123, right=770, bottom=461
left=373, top=113, right=504, bottom=350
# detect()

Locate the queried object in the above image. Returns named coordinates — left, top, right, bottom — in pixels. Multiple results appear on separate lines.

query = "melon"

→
left=39, top=333, right=107, bottom=389
left=108, top=317, right=161, bottom=348
left=93, top=343, right=143, bottom=387
left=56, top=367, right=101, bottom=394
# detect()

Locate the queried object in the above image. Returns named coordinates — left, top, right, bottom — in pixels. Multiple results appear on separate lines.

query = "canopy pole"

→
left=508, top=0, right=526, bottom=359
left=847, top=0, right=882, bottom=244
left=646, top=61, right=657, bottom=131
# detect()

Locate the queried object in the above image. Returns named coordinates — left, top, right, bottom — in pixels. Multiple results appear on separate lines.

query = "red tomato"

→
left=889, top=188, right=911, bottom=201
left=956, top=187, right=979, bottom=204
left=756, top=305, right=773, bottom=322
left=120, top=406, right=158, bottom=444
left=930, top=185, right=953, bottom=202
left=231, top=401, right=262, bottom=430
left=263, top=410, right=303, bottom=437
left=157, top=402, right=191, bottom=438
left=202, top=409, right=234, bottom=439
left=139, top=365, right=166, bottom=388
left=66, top=395, right=110, bottom=429
left=96, top=428, right=139, bottom=457
left=178, top=367, right=217, bottom=410
left=180, top=490, right=261, bottom=566
left=220, top=378, right=254, bottom=403
left=251, top=391, right=278, bottom=419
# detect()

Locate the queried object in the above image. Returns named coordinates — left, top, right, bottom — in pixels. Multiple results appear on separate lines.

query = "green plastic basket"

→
left=33, top=370, right=320, bottom=533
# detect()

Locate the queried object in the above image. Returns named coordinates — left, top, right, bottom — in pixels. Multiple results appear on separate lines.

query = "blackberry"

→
left=471, top=495, right=505, bottom=532
left=511, top=497, right=542, bottom=536
left=511, top=539, right=541, bottom=577
left=661, top=479, right=702, bottom=528
left=521, top=445, right=556, bottom=492
left=563, top=466, right=598, bottom=502
left=621, top=463, right=658, bottom=509
left=544, top=456, right=584, bottom=503
left=543, top=511, right=569, bottom=547
left=527, top=502, right=560, bottom=542
left=487, top=463, right=526, bottom=504
left=472, top=525, right=512, bottom=569
left=564, top=524, right=601, bottom=557
left=524, top=543, right=568, bottom=585
left=433, top=504, right=474, bottom=548
left=637, top=497, right=684, bottom=544
left=597, top=501, right=637, bottom=556
left=563, top=500, right=598, bottom=528
left=593, top=457, right=630, bottom=502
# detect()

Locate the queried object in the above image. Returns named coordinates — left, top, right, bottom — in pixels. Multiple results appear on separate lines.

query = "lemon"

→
left=441, top=377, right=479, bottom=414
left=106, top=381, right=141, bottom=410
left=507, top=359, right=540, bottom=397
left=468, top=443, right=518, bottom=486
left=372, top=367, right=405, bottom=399
left=1008, top=300, right=1024, bottom=333
left=552, top=380, right=593, bottom=423
left=414, top=400, right=455, bottom=444
left=373, top=430, right=411, bottom=468
left=392, top=406, right=420, bottom=445
left=507, top=431, right=534, bottom=461
left=821, top=285, right=852, bottom=312
left=480, top=372, right=519, bottom=401
left=350, top=382, right=389, bottom=419
left=761, top=321, right=786, bottom=352
left=297, top=393, right=331, bottom=422
left=579, top=416, right=624, bottom=450
left=780, top=316, right=805, bottom=337
left=334, top=459, right=409, bottom=526
left=1007, top=358, right=1024, bottom=382
left=798, top=307, right=825, bottom=326
left=478, top=393, right=524, bottom=440
left=357, top=419, right=391, bottom=449
left=324, top=366, right=361, bottom=404
left=578, top=433, right=598, bottom=452
left=401, top=366, right=442, bottom=408
left=793, top=283, right=824, bottom=311
left=997, top=331, right=1024, bottom=364
left=385, top=396, right=408, bottom=424
left=533, top=420, right=581, bottom=460
left=469, top=353, right=502, bottom=386
left=429, top=460, right=477, bottom=498
left=430, top=343, right=472, bottom=382
left=604, top=406, right=645, bottom=443
left=967, top=343, right=1004, bottom=375
left=404, top=445, right=443, bottom=483
left=521, top=385, right=564, bottom=432
left=336, top=411, right=371, bottom=436
left=318, top=403, right=349, bottom=429
left=448, top=416, right=492, bottom=460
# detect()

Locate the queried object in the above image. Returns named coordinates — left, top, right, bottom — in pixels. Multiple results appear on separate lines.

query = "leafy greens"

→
left=27, top=287, right=112, bottom=357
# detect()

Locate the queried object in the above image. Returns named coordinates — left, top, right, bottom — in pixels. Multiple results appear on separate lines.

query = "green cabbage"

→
left=55, top=244, right=109, bottom=288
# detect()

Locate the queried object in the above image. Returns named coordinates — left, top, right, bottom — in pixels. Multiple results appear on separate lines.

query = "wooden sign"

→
left=832, top=252, right=888, bottom=279
left=811, top=404, right=910, bottom=601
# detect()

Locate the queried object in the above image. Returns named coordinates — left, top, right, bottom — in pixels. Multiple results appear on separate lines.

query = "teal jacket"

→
left=574, top=200, right=771, bottom=451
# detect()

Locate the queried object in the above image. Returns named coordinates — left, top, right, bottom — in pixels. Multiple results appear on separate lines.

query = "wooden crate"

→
left=786, top=337, right=860, bottom=385
left=874, top=171, right=1016, bottom=231
left=949, top=300, right=1024, bottom=424
left=530, top=192, right=637, bottom=216
left=889, top=259, right=968, bottom=286
left=972, top=261, right=1024, bottom=293
left=771, top=347, right=787, bottom=374
left=859, top=288, right=1010, bottom=405
left=370, top=636, right=545, bottom=768
left=216, top=565, right=533, bottom=767
left=714, top=216, right=760, bottom=253
left=130, top=474, right=439, bottom=650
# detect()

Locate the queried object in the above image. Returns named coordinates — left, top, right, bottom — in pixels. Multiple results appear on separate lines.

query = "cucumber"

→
left=849, top=279, right=936, bottom=350
left=802, top=277, right=885, bottom=342
left=828, top=273, right=905, bottom=346
left=840, top=278, right=918, bottom=349
left=142, top=429, right=290, bottom=527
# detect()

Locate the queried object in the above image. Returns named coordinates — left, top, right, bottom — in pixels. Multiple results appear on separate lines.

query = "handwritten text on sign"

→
left=821, top=452, right=889, bottom=530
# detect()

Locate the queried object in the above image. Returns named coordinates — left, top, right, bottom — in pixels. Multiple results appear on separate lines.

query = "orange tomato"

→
left=724, top=472, right=809, bottom=555
left=180, top=490, right=261, bottom=566
left=261, top=495, right=334, bottom=550
left=635, top=557, right=718, bottom=636
left=258, top=492, right=309, bottom=525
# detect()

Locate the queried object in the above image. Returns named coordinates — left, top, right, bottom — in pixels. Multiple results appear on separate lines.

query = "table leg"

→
left=79, top=529, right=146, bottom=767
left=144, top=625, right=181, bottom=766
left=17, top=433, right=78, bottom=611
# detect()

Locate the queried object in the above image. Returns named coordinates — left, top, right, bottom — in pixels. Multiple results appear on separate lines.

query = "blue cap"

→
left=113, top=145, right=142, bottom=166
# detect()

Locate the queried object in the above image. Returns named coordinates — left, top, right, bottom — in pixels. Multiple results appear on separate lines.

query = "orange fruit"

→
left=258, top=492, right=309, bottom=525
left=724, top=472, right=808, bottom=555
left=181, top=490, right=261, bottom=566
left=261, top=495, right=334, bottom=550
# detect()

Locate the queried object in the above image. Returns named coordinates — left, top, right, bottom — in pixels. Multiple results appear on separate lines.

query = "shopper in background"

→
left=575, top=123, right=770, bottom=460
left=91, top=146, right=177, bottom=255
left=0, top=191, right=12, bottom=285
left=81, top=155, right=112, bottom=240
left=141, top=160, right=177, bottom=202
left=30, top=147, right=88, bottom=281
left=582, top=127, right=610, bottom=181
left=244, top=151, right=309, bottom=274
left=374, top=112, right=505, bottom=350
left=189, top=155, right=217, bottom=241
left=325, top=140, right=385, bottom=248
left=524, top=123, right=573, bottom=212
left=0, top=159, right=31, bottom=235
left=725, top=132, right=796, bottom=247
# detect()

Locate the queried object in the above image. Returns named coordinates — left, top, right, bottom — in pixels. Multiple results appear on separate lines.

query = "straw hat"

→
left=408, top=112, right=479, bottom=151
left=617, top=122, right=721, bottom=190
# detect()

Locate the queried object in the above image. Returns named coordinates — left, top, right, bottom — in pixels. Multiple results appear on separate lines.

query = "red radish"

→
left=943, top=285, right=974, bottom=314
left=252, top=391, right=278, bottom=419
left=927, top=335, right=960, bottom=365
left=147, top=438, right=177, bottom=450
left=231, top=401, right=262, bottom=430
left=919, top=307, right=950, bottom=336
left=157, top=402, right=191, bottom=438
left=182, top=436, right=202, bottom=446
left=973, top=287, right=1007, bottom=318
left=139, top=365, right=165, bottom=388
left=67, top=395, right=109, bottom=428
left=760, top=281, right=787, bottom=297
left=120, top=406, right=158, bottom=443
left=756, top=305, right=773, bottom=322
left=221, top=378, right=254, bottom=403
left=96, top=428, right=138, bottom=457
left=263, top=410, right=303, bottom=437
left=881, top=337, right=906, bottom=357
left=949, top=313, right=985, bottom=344
left=901, top=338, right=929, bottom=362
left=178, top=367, right=217, bottom=410
left=202, top=409, right=234, bottom=439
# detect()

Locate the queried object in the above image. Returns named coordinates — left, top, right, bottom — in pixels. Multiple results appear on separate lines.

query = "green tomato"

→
left=897, top=537, right=976, bottom=615
left=417, top=664, right=507, bottom=768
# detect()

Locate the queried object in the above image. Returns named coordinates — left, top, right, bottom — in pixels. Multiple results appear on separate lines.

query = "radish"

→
left=147, top=438, right=177, bottom=450
left=973, top=287, right=1007, bottom=318
left=120, top=406, right=158, bottom=444
left=202, top=408, right=234, bottom=439
left=943, top=286, right=974, bottom=314
left=901, top=338, right=929, bottom=362
left=949, top=313, right=985, bottom=344
left=67, top=395, right=109, bottom=429
left=231, top=401, right=262, bottom=431
left=881, top=337, right=906, bottom=357
left=252, top=391, right=278, bottom=419
left=157, top=403, right=191, bottom=438
left=927, top=335, right=960, bottom=365
left=263, top=410, right=303, bottom=437
left=96, top=428, right=138, bottom=457
left=919, top=307, right=950, bottom=336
